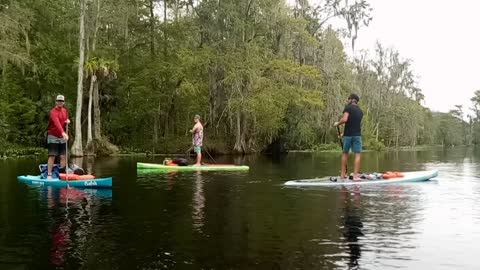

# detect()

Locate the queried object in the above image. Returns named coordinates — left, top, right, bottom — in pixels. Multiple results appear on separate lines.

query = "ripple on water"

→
left=3, top=150, right=480, bottom=269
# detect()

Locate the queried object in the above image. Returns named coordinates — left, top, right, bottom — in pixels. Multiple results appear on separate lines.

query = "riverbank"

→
left=291, top=144, right=452, bottom=153
left=386, top=145, right=446, bottom=151
left=0, top=144, right=466, bottom=159
left=0, top=147, right=47, bottom=159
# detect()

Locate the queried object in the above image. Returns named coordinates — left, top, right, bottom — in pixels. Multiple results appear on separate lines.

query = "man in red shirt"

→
left=47, top=95, right=70, bottom=179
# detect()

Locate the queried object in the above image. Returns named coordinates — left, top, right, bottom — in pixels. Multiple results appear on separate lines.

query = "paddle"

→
left=63, top=122, right=70, bottom=207
left=336, top=126, right=348, bottom=176
left=336, top=126, right=344, bottom=150
left=203, top=146, right=217, bottom=164
left=186, top=145, right=216, bottom=164
left=65, top=123, right=70, bottom=184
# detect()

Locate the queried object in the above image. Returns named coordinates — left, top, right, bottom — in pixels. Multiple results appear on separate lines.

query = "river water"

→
left=1, top=147, right=480, bottom=269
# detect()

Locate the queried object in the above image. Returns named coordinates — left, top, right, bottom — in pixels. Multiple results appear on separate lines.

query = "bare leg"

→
left=47, top=155, right=55, bottom=179
left=195, top=152, right=202, bottom=165
left=341, top=153, right=349, bottom=178
left=354, top=153, right=361, bottom=178
left=60, top=154, right=66, bottom=168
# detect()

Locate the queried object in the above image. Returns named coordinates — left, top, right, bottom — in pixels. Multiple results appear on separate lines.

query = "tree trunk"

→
left=209, top=67, right=216, bottom=128
left=163, top=0, right=167, bottom=58
left=234, top=111, right=242, bottom=153
left=234, top=111, right=247, bottom=153
left=148, top=0, right=158, bottom=146
left=86, top=0, right=100, bottom=154
left=1, top=60, right=6, bottom=84
left=92, top=0, right=101, bottom=52
left=93, top=80, right=101, bottom=139
left=71, top=0, right=86, bottom=157
left=162, top=0, right=169, bottom=137
left=87, top=75, right=96, bottom=145
left=153, top=102, right=160, bottom=146
left=241, top=113, right=248, bottom=151
left=149, top=0, right=155, bottom=57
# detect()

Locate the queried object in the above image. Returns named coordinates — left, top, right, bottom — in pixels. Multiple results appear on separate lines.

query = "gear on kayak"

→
left=162, top=157, right=191, bottom=166
left=40, top=163, right=85, bottom=179
left=17, top=163, right=112, bottom=188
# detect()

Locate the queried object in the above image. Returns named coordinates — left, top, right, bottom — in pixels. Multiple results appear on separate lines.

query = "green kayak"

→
left=137, top=162, right=249, bottom=171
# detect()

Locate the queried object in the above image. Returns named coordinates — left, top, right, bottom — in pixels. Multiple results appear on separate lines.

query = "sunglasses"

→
left=56, top=100, right=65, bottom=102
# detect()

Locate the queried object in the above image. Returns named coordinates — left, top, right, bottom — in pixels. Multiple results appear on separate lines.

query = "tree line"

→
left=0, top=0, right=478, bottom=156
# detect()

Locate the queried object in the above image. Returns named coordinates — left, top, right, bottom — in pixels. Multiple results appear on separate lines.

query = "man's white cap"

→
left=56, top=95, right=65, bottom=101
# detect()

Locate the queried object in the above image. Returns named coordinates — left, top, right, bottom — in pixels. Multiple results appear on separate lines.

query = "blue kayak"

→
left=17, top=175, right=112, bottom=189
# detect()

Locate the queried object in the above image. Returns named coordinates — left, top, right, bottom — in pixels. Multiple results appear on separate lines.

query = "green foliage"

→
left=352, top=44, right=435, bottom=148
left=0, top=146, right=46, bottom=158
left=433, top=112, right=467, bottom=146
left=364, top=138, right=386, bottom=151
left=0, top=1, right=33, bottom=70
left=0, top=0, right=463, bottom=155
left=0, top=69, right=38, bottom=146
left=312, top=143, right=341, bottom=152
left=470, top=90, right=480, bottom=145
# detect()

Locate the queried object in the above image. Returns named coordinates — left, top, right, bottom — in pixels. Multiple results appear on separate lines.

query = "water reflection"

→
left=192, top=171, right=205, bottom=233
left=47, top=187, right=80, bottom=266
left=4, top=148, right=480, bottom=269
left=42, top=186, right=112, bottom=267
left=85, top=156, right=95, bottom=175
left=340, top=186, right=364, bottom=269
left=165, top=171, right=178, bottom=190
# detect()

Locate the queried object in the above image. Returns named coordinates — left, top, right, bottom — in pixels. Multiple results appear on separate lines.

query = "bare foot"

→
left=47, top=175, right=52, bottom=180
left=193, top=163, right=202, bottom=166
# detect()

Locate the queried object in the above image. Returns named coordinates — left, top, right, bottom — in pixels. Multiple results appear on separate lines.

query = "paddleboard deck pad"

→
left=284, top=170, right=438, bottom=186
left=137, top=162, right=249, bottom=171
left=17, top=175, right=113, bottom=189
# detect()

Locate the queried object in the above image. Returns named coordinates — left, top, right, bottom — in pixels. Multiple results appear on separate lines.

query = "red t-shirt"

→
left=48, top=107, right=69, bottom=138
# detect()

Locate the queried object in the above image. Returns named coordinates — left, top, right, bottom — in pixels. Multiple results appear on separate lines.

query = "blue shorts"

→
left=194, top=146, right=201, bottom=153
left=343, top=136, right=362, bottom=154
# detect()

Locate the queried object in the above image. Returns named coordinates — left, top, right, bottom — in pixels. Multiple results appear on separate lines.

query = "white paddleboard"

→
left=284, top=170, right=439, bottom=186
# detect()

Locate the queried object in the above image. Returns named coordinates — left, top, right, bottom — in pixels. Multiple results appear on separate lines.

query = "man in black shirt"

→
left=334, top=94, right=364, bottom=180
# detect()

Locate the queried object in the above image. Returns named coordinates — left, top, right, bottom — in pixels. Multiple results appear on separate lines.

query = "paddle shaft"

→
left=204, top=146, right=216, bottom=164
left=336, top=126, right=347, bottom=175
left=336, top=126, right=343, bottom=150
left=65, top=124, right=69, bottom=183
left=188, top=145, right=217, bottom=164
left=64, top=124, right=70, bottom=211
